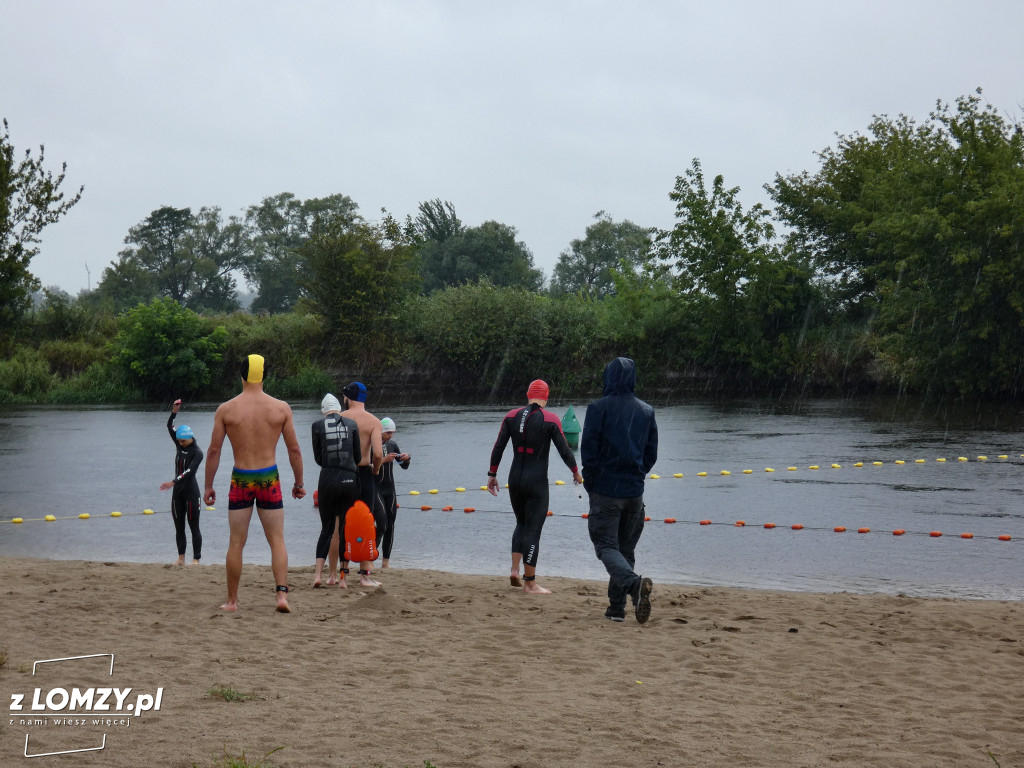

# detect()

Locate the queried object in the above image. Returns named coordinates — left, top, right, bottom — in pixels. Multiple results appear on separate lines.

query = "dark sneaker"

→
left=604, top=608, right=625, bottom=622
left=634, top=577, right=653, bottom=624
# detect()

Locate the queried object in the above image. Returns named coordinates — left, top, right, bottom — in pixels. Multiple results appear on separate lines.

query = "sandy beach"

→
left=0, top=557, right=1021, bottom=767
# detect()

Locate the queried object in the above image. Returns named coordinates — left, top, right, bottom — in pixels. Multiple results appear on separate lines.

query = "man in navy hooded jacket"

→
left=581, top=357, right=658, bottom=623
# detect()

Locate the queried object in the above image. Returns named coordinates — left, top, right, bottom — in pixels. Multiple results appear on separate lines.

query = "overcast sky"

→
left=3, top=0, right=1023, bottom=296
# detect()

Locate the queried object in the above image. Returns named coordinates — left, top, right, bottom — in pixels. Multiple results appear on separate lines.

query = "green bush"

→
left=48, top=361, right=144, bottom=404
left=0, top=347, right=55, bottom=400
left=217, top=311, right=328, bottom=382
left=38, top=339, right=109, bottom=378
left=111, top=298, right=228, bottom=400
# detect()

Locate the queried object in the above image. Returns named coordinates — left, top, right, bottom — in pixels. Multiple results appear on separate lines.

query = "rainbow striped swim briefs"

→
left=228, top=465, right=284, bottom=510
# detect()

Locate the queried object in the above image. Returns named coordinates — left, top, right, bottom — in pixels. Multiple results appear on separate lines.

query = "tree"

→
left=769, top=91, right=1024, bottom=396
left=98, top=206, right=245, bottom=312
left=0, top=119, right=83, bottom=335
left=297, top=213, right=420, bottom=352
left=416, top=204, right=543, bottom=292
left=243, top=192, right=360, bottom=313
left=550, top=211, right=654, bottom=297
left=659, top=158, right=817, bottom=378
left=111, top=297, right=228, bottom=399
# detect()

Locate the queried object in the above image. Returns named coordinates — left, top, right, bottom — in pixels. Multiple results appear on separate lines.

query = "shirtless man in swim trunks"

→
left=332, top=381, right=384, bottom=588
left=204, top=354, right=306, bottom=612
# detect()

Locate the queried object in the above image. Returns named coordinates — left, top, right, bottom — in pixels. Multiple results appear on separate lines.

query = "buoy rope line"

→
left=3, top=454, right=1020, bottom=541
left=3, top=496, right=1015, bottom=544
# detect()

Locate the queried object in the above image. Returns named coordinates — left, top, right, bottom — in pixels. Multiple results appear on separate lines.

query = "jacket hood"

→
left=602, top=357, right=636, bottom=396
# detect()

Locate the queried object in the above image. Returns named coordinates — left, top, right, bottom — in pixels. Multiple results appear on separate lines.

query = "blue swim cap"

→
left=343, top=381, right=368, bottom=403
left=176, top=425, right=194, bottom=441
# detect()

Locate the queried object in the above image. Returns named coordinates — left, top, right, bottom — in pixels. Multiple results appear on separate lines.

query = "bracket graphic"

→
left=23, top=653, right=115, bottom=757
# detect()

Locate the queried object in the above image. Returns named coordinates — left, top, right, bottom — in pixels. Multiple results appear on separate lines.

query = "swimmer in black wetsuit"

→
left=487, top=380, right=583, bottom=594
left=311, top=394, right=361, bottom=588
left=160, top=399, right=204, bottom=565
left=376, top=416, right=410, bottom=569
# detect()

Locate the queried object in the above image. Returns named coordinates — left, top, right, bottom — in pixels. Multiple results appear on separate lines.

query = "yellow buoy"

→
left=720, top=470, right=730, bottom=476
left=743, top=469, right=753, bottom=474
left=12, top=518, right=23, bottom=524
left=697, top=471, right=708, bottom=477
left=895, top=460, right=905, bottom=465
left=936, top=458, right=946, bottom=462
left=554, top=480, right=565, bottom=485
left=872, top=461, right=883, bottom=466
left=765, top=467, right=775, bottom=473
left=409, top=490, right=420, bottom=495
left=854, top=462, right=864, bottom=467
left=204, top=506, right=215, bottom=511
left=787, top=467, right=797, bottom=472
left=998, top=454, right=1008, bottom=459
left=673, top=473, right=684, bottom=478
left=831, top=464, right=841, bottom=469
left=455, top=487, right=466, bottom=492
left=809, top=465, right=820, bottom=470
left=110, top=511, right=122, bottom=517
left=650, top=473, right=660, bottom=479
left=958, top=457, right=968, bottom=462
left=79, top=513, right=90, bottom=519
left=143, top=508, right=155, bottom=514
left=915, top=459, right=925, bottom=463
left=45, top=515, right=56, bottom=522
left=429, top=489, right=439, bottom=494
left=479, top=485, right=488, bottom=491
left=977, top=456, right=988, bottom=461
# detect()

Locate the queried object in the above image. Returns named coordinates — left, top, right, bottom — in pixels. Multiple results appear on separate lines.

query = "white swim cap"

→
left=381, top=417, right=396, bottom=432
left=321, top=394, right=342, bottom=414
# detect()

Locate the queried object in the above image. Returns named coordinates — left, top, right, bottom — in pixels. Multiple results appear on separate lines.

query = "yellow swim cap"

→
left=243, top=354, right=265, bottom=383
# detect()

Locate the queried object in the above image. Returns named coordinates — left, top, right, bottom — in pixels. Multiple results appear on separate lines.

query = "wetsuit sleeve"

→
left=549, top=418, right=578, bottom=473
left=580, top=403, right=603, bottom=485
left=311, top=420, right=324, bottom=467
left=167, top=412, right=177, bottom=444
left=488, top=416, right=512, bottom=476
left=642, top=410, right=658, bottom=474
left=176, top=445, right=204, bottom=484
left=393, top=440, right=410, bottom=469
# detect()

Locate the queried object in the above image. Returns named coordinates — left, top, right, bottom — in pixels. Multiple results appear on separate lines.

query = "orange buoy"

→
left=834, top=526, right=847, bottom=533
left=546, top=510, right=554, bottom=516
left=344, top=500, right=377, bottom=563
left=960, top=532, right=974, bottom=539
left=763, top=523, right=776, bottom=529
left=699, top=519, right=711, bottom=525
left=420, top=505, right=432, bottom=510
left=441, top=505, right=453, bottom=511
left=929, top=531, right=943, bottom=537
left=312, top=489, right=319, bottom=507
left=791, top=524, right=804, bottom=530
left=664, top=517, right=677, bottom=524
left=857, top=527, right=870, bottom=534
left=735, top=520, right=746, bottom=527
left=463, top=507, right=475, bottom=513
left=582, top=512, right=589, bottom=519
left=644, top=515, right=651, bottom=522
left=893, top=529, right=905, bottom=536
left=998, top=534, right=1011, bottom=541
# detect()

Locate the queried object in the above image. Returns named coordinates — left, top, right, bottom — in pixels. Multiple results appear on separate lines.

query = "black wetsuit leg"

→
left=186, top=498, right=202, bottom=560
left=508, top=481, right=550, bottom=567
left=171, top=497, right=188, bottom=556
left=357, top=466, right=386, bottom=547
left=317, top=469, right=359, bottom=560
left=379, top=487, right=398, bottom=559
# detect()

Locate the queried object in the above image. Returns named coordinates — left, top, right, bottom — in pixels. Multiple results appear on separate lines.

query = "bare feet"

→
left=359, top=574, right=380, bottom=588
left=173, top=556, right=185, bottom=566
left=219, top=600, right=238, bottom=612
left=190, top=559, right=200, bottom=566
left=312, top=575, right=322, bottom=588
left=276, top=594, right=291, bottom=613
left=523, top=582, right=552, bottom=594
left=382, top=559, right=390, bottom=569
left=325, top=574, right=338, bottom=586
left=510, top=573, right=522, bottom=587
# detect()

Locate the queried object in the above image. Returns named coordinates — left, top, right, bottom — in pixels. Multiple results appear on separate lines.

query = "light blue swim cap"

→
left=176, top=424, right=194, bottom=441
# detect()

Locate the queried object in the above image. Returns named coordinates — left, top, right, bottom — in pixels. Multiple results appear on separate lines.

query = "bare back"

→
left=342, top=407, right=383, bottom=471
left=216, top=388, right=294, bottom=468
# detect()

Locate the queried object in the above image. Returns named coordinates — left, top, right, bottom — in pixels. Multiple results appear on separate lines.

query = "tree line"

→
left=2, top=90, right=1023, bottom=405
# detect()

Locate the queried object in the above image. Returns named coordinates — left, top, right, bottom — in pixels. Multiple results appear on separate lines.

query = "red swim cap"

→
left=527, top=380, right=549, bottom=400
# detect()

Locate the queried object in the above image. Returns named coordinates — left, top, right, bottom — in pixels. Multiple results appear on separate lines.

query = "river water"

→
left=1, top=399, right=1021, bottom=600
